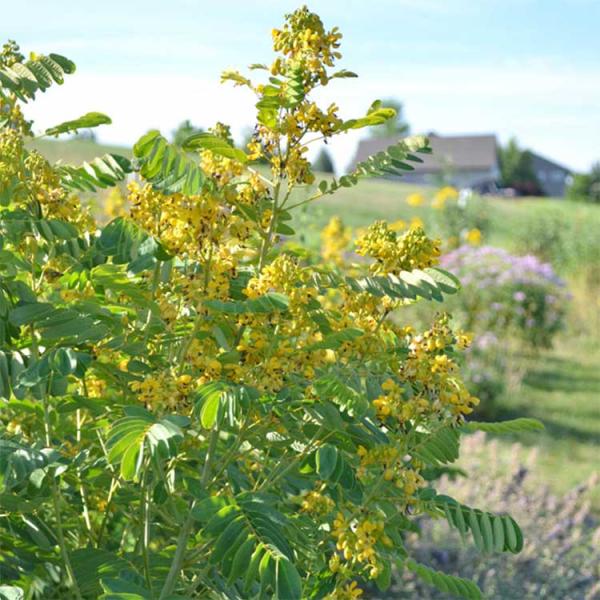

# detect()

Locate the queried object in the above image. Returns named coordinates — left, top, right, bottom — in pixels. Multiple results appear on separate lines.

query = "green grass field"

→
left=39, top=139, right=600, bottom=505
left=28, top=137, right=130, bottom=164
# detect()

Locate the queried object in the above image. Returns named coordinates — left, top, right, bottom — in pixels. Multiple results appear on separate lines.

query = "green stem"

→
left=258, top=180, right=281, bottom=272
left=141, top=466, right=154, bottom=596
left=158, top=428, right=219, bottom=599
left=40, top=384, right=83, bottom=599
left=75, top=405, right=94, bottom=543
left=29, top=318, right=82, bottom=598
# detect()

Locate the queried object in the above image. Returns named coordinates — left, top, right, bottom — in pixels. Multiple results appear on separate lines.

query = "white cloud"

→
left=25, top=58, right=600, bottom=173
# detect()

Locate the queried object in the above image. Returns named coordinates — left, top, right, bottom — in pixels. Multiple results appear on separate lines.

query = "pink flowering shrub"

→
left=441, top=246, right=569, bottom=348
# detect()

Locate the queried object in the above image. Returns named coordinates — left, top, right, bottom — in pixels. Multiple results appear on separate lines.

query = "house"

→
left=348, top=133, right=572, bottom=196
left=528, top=152, right=572, bottom=197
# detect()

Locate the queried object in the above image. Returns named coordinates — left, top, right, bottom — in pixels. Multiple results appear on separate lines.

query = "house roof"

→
left=348, top=133, right=499, bottom=173
left=529, top=151, right=571, bottom=174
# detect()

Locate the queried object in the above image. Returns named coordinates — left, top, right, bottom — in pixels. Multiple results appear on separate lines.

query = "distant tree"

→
left=172, top=119, right=203, bottom=147
left=567, top=162, right=600, bottom=203
left=369, top=98, right=410, bottom=138
left=73, top=129, right=97, bottom=143
left=312, top=147, right=334, bottom=173
left=498, top=137, right=541, bottom=196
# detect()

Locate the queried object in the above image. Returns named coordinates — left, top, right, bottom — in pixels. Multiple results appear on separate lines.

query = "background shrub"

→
left=367, top=433, right=600, bottom=600
left=441, top=245, right=569, bottom=349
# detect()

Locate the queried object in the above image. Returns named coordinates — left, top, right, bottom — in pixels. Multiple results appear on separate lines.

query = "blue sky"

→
left=4, top=0, right=599, bottom=172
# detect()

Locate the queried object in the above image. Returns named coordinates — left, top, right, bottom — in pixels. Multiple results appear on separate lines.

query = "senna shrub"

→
left=0, top=8, right=541, bottom=600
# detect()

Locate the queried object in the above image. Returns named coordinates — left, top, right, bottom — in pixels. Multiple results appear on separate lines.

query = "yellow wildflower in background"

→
left=465, top=227, right=482, bottom=246
left=389, top=219, right=407, bottom=232
left=104, top=187, right=127, bottom=219
left=321, top=216, right=351, bottom=264
left=406, top=192, right=425, bottom=206
left=410, top=216, right=424, bottom=229
left=432, top=185, right=459, bottom=209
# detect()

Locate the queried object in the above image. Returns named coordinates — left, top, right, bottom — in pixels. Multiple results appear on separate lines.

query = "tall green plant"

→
left=0, top=11, right=539, bottom=600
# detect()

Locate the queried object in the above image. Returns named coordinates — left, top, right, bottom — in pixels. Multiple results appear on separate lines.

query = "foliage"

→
left=460, top=332, right=506, bottom=419
left=171, top=119, right=204, bottom=148
left=368, top=98, right=410, bottom=138
left=567, top=161, right=600, bottom=204
left=0, top=9, right=534, bottom=600
left=312, top=147, right=335, bottom=173
left=441, top=245, right=568, bottom=348
left=367, top=433, right=600, bottom=600
left=498, top=137, right=541, bottom=196
left=425, top=187, right=489, bottom=250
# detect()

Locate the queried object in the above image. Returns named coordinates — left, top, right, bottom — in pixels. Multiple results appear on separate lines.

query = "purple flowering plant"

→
left=441, top=245, right=569, bottom=348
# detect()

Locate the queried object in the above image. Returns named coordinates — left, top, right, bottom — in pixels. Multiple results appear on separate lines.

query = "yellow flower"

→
left=410, top=216, right=424, bottom=229
left=389, top=219, right=407, bottom=232
left=432, top=185, right=458, bottom=209
left=321, top=216, right=351, bottom=264
left=406, top=192, right=425, bottom=207
left=465, top=227, right=482, bottom=246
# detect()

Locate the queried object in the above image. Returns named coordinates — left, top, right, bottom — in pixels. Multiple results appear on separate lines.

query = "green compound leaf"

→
left=316, top=134, right=431, bottom=194
left=192, top=494, right=301, bottom=598
left=311, top=267, right=460, bottom=303
left=341, top=100, right=397, bottom=131
left=107, top=408, right=186, bottom=480
left=313, top=374, right=368, bottom=418
left=196, top=381, right=229, bottom=429
left=44, top=112, right=111, bottom=136
left=305, top=327, right=364, bottom=350
left=435, top=495, right=523, bottom=554
left=316, top=444, right=338, bottom=479
left=462, top=418, right=544, bottom=434
left=182, top=132, right=248, bottom=163
left=71, top=549, right=138, bottom=599
left=204, top=293, right=289, bottom=314
left=414, top=425, right=461, bottom=466
left=58, top=153, right=133, bottom=192
left=0, top=53, right=75, bottom=102
left=133, top=129, right=209, bottom=196
left=406, top=559, right=482, bottom=600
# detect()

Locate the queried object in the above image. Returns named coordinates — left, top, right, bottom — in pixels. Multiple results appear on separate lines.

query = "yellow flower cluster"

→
left=355, top=221, right=441, bottom=275
left=0, top=128, right=23, bottom=193
left=0, top=42, right=32, bottom=135
left=331, top=512, right=392, bottom=579
left=356, top=443, right=399, bottom=480
left=321, top=216, right=351, bottom=265
left=271, top=6, right=342, bottom=85
left=200, top=123, right=245, bottom=185
left=372, top=378, right=408, bottom=421
left=299, top=487, right=334, bottom=515
left=324, top=581, right=363, bottom=600
left=401, top=315, right=479, bottom=417
left=128, top=181, right=218, bottom=256
left=246, top=254, right=317, bottom=311
left=21, top=151, right=91, bottom=229
left=281, top=101, right=343, bottom=139
left=103, top=188, right=127, bottom=220
left=356, top=443, right=425, bottom=498
left=129, top=372, right=198, bottom=411
left=185, top=338, right=224, bottom=384
left=271, top=147, right=315, bottom=185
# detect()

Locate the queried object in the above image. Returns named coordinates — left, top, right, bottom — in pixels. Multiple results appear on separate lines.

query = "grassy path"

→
left=496, top=338, right=600, bottom=506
